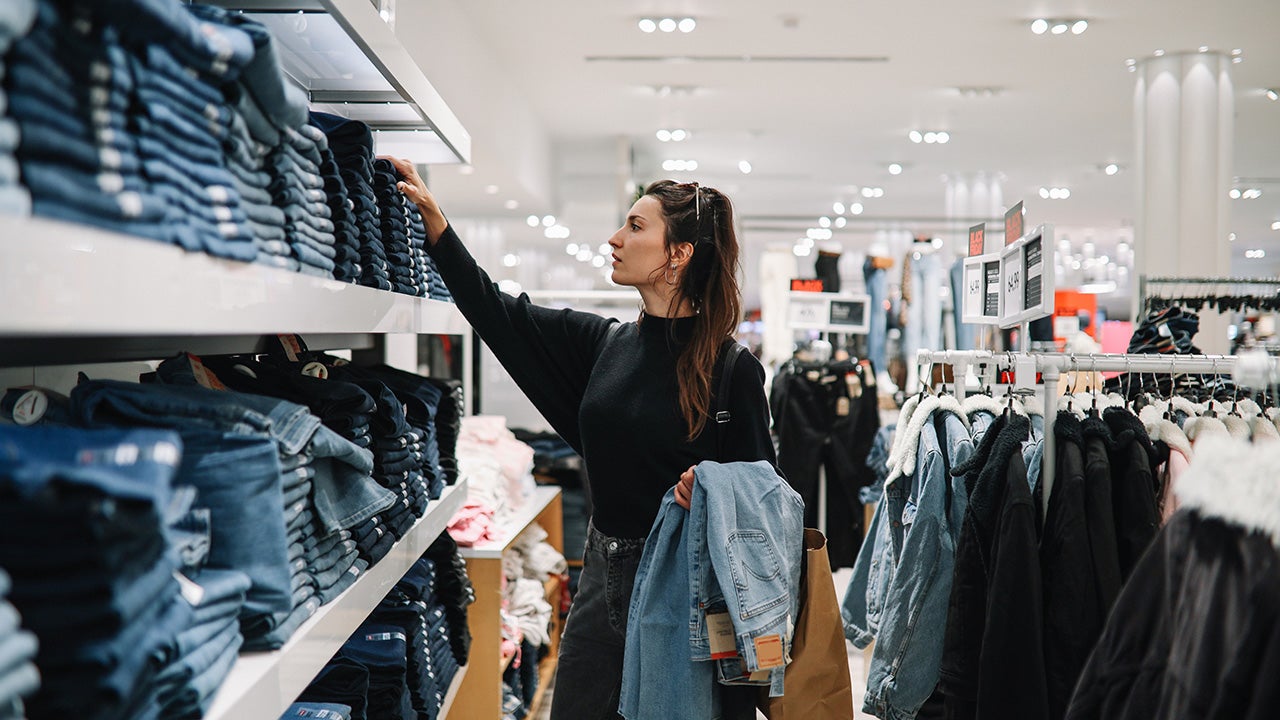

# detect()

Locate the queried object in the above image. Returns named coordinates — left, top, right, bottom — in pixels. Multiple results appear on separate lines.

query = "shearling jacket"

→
left=1066, top=438, right=1280, bottom=720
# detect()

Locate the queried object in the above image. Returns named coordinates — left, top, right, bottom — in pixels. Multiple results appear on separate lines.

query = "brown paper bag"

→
left=758, top=528, right=855, bottom=719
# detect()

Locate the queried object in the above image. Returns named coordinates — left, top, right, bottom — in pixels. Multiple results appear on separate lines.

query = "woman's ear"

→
left=672, top=241, right=695, bottom=266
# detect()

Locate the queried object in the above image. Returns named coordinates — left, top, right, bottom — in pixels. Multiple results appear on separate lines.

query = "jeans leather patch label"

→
left=708, top=612, right=738, bottom=660
left=754, top=634, right=784, bottom=669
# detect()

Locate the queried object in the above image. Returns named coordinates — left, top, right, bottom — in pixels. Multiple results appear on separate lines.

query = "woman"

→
left=387, top=157, right=775, bottom=719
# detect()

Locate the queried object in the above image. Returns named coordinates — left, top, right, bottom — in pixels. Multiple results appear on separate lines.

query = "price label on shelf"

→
left=1023, top=234, right=1043, bottom=309
left=999, top=223, right=1055, bottom=328
left=1002, top=251, right=1025, bottom=324
left=984, top=260, right=1001, bottom=317
left=961, top=253, right=1001, bottom=325
left=789, top=295, right=825, bottom=327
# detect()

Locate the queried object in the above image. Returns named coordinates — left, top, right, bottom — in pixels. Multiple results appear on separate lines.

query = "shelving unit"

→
left=438, top=663, right=469, bottom=719
left=454, top=486, right=564, bottom=719
left=204, top=479, right=469, bottom=720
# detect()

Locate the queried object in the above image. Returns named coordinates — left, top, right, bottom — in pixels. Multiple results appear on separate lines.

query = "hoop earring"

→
left=665, top=262, right=679, bottom=285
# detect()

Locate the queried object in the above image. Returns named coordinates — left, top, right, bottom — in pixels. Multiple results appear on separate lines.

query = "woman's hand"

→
left=674, top=465, right=696, bottom=510
left=379, top=155, right=448, bottom=245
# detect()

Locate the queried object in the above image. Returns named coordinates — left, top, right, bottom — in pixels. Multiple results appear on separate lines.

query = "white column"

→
left=1133, top=52, right=1233, bottom=352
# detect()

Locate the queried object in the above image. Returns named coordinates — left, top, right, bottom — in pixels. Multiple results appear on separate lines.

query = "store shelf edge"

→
left=459, top=486, right=562, bottom=560
left=437, top=663, right=469, bottom=719
left=204, top=477, right=469, bottom=720
left=0, top=217, right=467, bottom=337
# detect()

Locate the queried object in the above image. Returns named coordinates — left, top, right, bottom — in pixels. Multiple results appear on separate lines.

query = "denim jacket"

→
left=842, top=395, right=973, bottom=720
left=620, top=460, right=803, bottom=719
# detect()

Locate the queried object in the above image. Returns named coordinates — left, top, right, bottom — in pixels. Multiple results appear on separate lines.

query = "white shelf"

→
left=0, top=217, right=467, bottom=338
left=204, top=478, right=469, bottom=720
left=460, top=486, right=562, bottom=560
left=438, top=663, right=468, bottom=719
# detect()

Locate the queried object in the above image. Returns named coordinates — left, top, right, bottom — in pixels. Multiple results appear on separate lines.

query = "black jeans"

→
left=550, top=522, right=758, bottom=720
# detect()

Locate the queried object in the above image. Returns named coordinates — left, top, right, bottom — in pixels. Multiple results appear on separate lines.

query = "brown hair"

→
left=642, top=180, right=742, bottom=441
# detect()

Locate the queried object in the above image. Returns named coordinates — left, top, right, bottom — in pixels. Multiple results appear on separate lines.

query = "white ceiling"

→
left=411, top=0, right=1280, bottom=300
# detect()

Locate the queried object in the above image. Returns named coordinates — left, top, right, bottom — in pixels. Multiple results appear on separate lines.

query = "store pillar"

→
left=1133, top=51, right=1233, bottom=352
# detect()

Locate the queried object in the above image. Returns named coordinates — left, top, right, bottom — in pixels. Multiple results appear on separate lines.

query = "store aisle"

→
left=530, top=566, right=871, bottom=720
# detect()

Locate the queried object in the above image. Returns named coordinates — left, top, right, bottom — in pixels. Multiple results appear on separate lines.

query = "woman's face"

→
left=608, top=195, right=671, bottom=288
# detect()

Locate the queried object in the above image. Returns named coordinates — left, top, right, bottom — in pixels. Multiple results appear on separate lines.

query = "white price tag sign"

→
left=788, top=295, right=825, bottom=327
left=1000, top=224, right=1056, bottom=328
left=961, top=253, right=1001, bottom=325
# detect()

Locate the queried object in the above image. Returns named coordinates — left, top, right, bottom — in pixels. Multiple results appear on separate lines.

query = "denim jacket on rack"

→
left=842, top=394, right=973, bottom=720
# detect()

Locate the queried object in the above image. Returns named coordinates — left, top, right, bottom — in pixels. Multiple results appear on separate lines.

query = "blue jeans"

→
left=950, top=256, right=978, bottom=351
left=863, top=259, right=889, bottom=375
left=97, top=0, right=254, bottom=78
left=904, top=250, right=943, bottom=381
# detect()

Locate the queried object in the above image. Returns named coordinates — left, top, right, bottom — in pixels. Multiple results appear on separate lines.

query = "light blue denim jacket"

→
left=842, top=397, right=973, bottom=720
left=620, top=460, right=804, bottom=719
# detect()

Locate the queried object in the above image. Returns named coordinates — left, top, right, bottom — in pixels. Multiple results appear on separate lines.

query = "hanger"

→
left=1066, top=354, right=1080, bottom=415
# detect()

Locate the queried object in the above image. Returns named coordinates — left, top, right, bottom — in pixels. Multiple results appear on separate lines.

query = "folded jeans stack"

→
left=425, top=379, right=463, bottom=487
left=7, top=2, right=171, bottom=243
left=372, top=159, right=425, bottom=297
left=0, top=0, right=35, bottom=217
left=279, top=701, right=354, bottom=719
left=314, top=131, right=363, bottom=282
left=154, top=567, right=250, bottom=718
left=0, top=569, right=39, bottom=720
left=269, top=125, right=339, bottom=279
left=0, top=425, right=192, bottom=720
left=311, top=112, right=391, bottom=291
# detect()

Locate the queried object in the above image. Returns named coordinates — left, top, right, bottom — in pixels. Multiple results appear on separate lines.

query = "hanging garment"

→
left=1080, top=413, right=1123, bottom=612
left=813, top=250, right=842, bottom=293
left=1065, top=438, right=1280, bottom=720
left=841, top=396, right=972, bottom=720
left=771, top=362, right=879, bottom=569
left=939, top=413, right=1050, bottom=720
left=1102, top=408, right=1162, bottom=580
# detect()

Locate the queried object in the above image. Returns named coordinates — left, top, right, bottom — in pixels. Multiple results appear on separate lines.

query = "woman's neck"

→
left=638, top=284, right=695, bottom=318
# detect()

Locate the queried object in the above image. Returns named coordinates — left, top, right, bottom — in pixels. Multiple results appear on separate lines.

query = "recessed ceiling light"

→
left=1232, top=48, right=1244, bottom=56
left=833, top=201, right=845, bottom=214
left=678, top=17, right=696, bottom=33
left=638, top=18, right=656, bottom=33
left=1233, top=56, right=1244, bottom=64
left=1229, top=233, right=1237, bottom=241
left=935, top=131, right=950, bottom=144
left=1072, top=20, right=1088, bottom=34
left=1267, top=89, right=1279, bottom=101
left=1230, top=188, right=1242, bottom=199
left=1051, top=22, right=1068, bottom=34
left=1153, top=49, right=1165, bottom=57
left=819, top=217, right=831, bottom=228
left=505, top=199, right=520, bottom=210
left=566, top=243, right=579, bottom=255
left=1104, top=163, right=1119, bottom=176
left=849, top=202, right=864, bottom=215
left=835, top=217, right=847, bottom=228
left=1272, top=221, right=1280, bottom=231
left=888, top=163, right=903, bottom=175
left=738, top=160, right=753, bottom=174
left=485, top=185, right=499, bottom=195
left=592, top=256, right=606, bottom=268
left=542, top=215, right=556, bottom=227
left=658, top=17, right=677, bottom=32
left=526, top=215, right=539, bottom=227
left=656, top=129, right=671, bottom=142
left=502, top=253, right=521, bottom=267
left=669, top=129, right=688, bottom=142
left=908, top=130, right=923, bottom=144
left=1198, top=46, right=1209, bottom=53
left=923, top=132, right=937, bottom=143
left=1031, top=18, right=1048, bottom=35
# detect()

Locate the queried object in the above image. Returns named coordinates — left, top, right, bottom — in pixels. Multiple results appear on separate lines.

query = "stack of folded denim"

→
left=70, top=376, right=389, bottom=651
left=0, top=0, right=35, bottom=217
left=7, top=2, right=172, bottom=244
left=364, top=365, right=449, bottom=500
left=424, top=532, right=474, bottom=668
left=311, top=112, right=392, bottom=291
left=98, top=0, right=261, bottom=262
left=154, top=565, right=250, bottom=717
left=317, top=141, right=363, bottom=282
left=296, top=657, right=371, bottom=720
left=0, top=425, right=192, bottom=720
left=226, top=107, right=293, bottom=271
left=0, top=569, right=39, bottom=719
left=403, top=200, right=431, bottom=298
left=426, top=379, right=463, bottom=487
left=270, top=125, right=338, bottom=279
left=279, top=701, right=355, bottom=720
left=371, top=159, right=424, bottom=297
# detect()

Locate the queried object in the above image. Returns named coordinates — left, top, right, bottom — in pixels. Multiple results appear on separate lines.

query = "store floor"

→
left=530, top=565, right=873, bottom=720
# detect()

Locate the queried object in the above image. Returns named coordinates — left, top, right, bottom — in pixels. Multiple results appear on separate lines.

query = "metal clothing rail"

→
left=1138, top=275, right=1280, bottom=310
left=914, top=350, right=1275, bottom=508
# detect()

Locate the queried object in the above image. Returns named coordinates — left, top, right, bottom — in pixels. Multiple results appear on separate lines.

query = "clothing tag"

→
left=748, top=669, right=772, bottom=682
left=277, top=334, right=302, bottom=362
left=301, top=361, right=329, bottom=380
left=174, top=572, right=206, bottom=606
left=836, top=396, right=850, bottom=417
left=365, top=631, right=407, bottom=642
left=708, top=612, right=738, bottom=660
left=10, top=390, right=47, bottom=426
left=753, top=634, right=785, bottom=669
left=186, top=354, right=227, bottom=391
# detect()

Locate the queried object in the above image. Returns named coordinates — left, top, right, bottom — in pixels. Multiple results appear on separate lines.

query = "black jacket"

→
left=1102, top=407, right=1161, bottom=578
left=1040, top=413, right=1103, bottom=720
left=940, top=413, right=1049, bottom=720
left=1066, top=509, right=1280, bottom=719
left=1079, top=414, right=1122, bottom=611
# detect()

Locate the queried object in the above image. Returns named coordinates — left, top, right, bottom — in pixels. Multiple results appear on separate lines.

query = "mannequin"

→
left=813, top=243, right=843, bottom=293
left=901, top=236, right=943, bottom=393
left=863, top=240, right=895, bottom=392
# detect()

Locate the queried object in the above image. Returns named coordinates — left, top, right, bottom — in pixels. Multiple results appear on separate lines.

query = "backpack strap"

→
left=715, top=340, right=747, bottom=460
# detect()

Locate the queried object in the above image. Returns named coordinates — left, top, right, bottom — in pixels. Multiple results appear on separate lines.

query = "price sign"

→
left=789, top=292, right=871, bottom=333
left=790, top=278, right=825, bottom=292
left=961, top=253, right=1002, bottom=324
left=1000, top=224, right=1055, bottom=328
left=969, top=223, right=986, bottom=257
left=1005, top=201, right=1024, bottom=246
left=788, top=294, right=824, bottom=327
left=830, top=299, right=867, bottom=327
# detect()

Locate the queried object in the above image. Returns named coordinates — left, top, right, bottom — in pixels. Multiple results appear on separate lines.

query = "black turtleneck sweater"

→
left=427, top=224, right=777, bottom=538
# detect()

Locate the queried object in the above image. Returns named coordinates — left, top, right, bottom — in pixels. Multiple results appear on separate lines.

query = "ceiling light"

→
left=1031, top=18, right=1048, bottom=35
left=526, top=215, right=540, bottom=227
left=1233, top=48, right=1244, bottom=56
left=1061, top=188, right=1070, bottom=199
left=1246, top=249, right=1267, bottom=259
left=638, top=18, right=656, bottom=33
left=1229, top=233, right=1237, bottom=241
left=1233, top=56, right=1244, bottom=64
left=909, top=130, right=923, bottom=144
left=935, top=131, right=950, bottom=144
left=819, top=216, right=831, bottom=228
left=566, top=243, right=579, bottom=255
left=1072, top=20, right=1089, bottom=35
left=1040, top=187, right=1051, bottom=199
left=1272, top=221, right=1280, bottom=231
left=1079, top=281, right=1117, bottom=294
left=888, top=163, right=903, bottom=175
left=656, top=129, right=671, bottom=142
left=1267, top=89, right=1279, bottom=101
left=1125, top=58, right=1136, bottom=67
left=849, top=202, right=864, bottom=215
left=485, top=184, right=499, bottom=195
left=678, top=17, right=696, bottom=33
left=1230, top=188, right=1242, bottom=199
left=576, top=248, right=593, bottom=261
left=1051, top=23, right=1068, bottom=34
left=1245, top=188, right=1263, bottom=199
left=861, top=187, right=874, bottom=198
left=873, top=188, right=885, bottom=198
left=505, top=199, right=520, bottom=210
left=1198, top=46, right=1209, bottom=53
left=670, top=129, right=688, bottom=142
left=658, top=17, right=677, bottom=32
left=1104, top=163, right=1119, bottom=176
left=502, top=253, right=521, bottom=267
left=835, top=217, right=847, bottom=228
left=592, top=256, right=606, bottom=268
left=833, top=202, right=845, bottom=214
left=738, top=160, right=752, bottom=174
left=547, top=225, right=572, bottom=240
left=793, top=244, right=812, bottom=257
left=542, top=214, right=556, bottom=227
left=1153, top=49, right=1165, bottom=57
left=923, top=132, right=938, bottom=143
left=1049, top=188, right=1062, bottom=199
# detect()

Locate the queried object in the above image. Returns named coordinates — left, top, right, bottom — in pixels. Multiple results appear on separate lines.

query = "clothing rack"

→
left=1139, top=275, right=1280, bottom=310
left=914, top=349, right=1280, bottom=510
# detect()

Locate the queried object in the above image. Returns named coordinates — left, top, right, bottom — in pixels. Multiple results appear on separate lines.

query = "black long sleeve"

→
left=429, top=224, right=776, bottom=538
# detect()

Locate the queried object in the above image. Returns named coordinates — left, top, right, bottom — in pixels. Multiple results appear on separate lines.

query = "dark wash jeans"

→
left=550, top=523, right=757, bottom=720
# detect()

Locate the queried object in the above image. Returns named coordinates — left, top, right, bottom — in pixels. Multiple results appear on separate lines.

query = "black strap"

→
left=715, top=341, right=746, bottom=460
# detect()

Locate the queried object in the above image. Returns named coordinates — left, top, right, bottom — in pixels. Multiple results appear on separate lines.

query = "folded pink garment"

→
left=448, top=501, right=497, bottom=546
